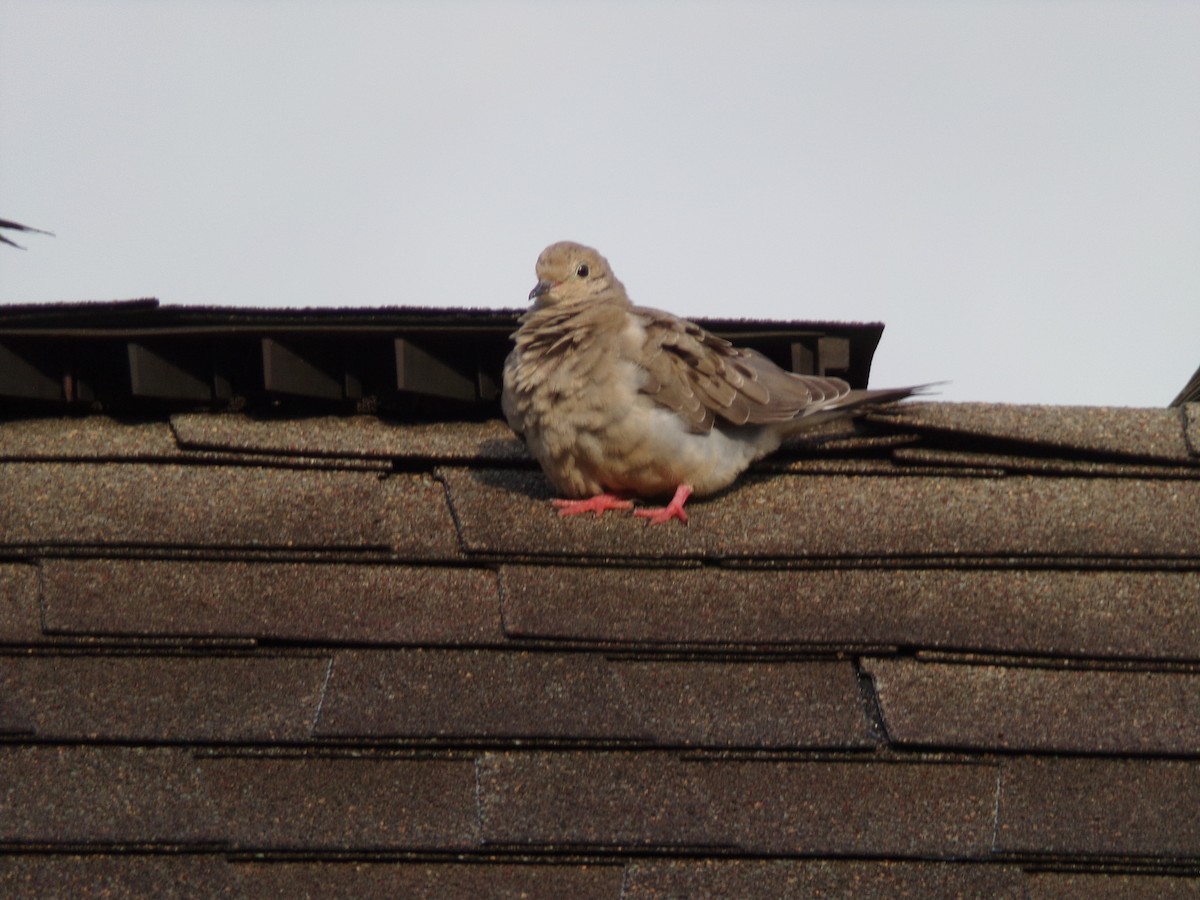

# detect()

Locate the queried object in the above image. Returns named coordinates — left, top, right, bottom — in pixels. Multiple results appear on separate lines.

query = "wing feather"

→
left=631, top=306, right=865, bottom=433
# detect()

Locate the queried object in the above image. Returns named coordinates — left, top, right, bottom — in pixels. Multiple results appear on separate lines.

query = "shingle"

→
left=479, top=752, right=996, bottom=856
left=866, top=658, right=1200, bottom=755
left=0, top=746, right=218, bottom=845
left=41, top=559, right=502, bottom=644
left=627, top=864, right=1200, bottom=899
left=623, top=859, right=1027, bottom=899
left=708, top=474, right=1200, bottom=559
left=172, top=413, right=527, bottom=462
left=501, top=566, right=1200, bottom=660
left=613, top=659, right=869, bottom=748
left=0, top=416, right=382, bottom=470
left=0, top=855, right=243, bottom=898
left=0, top=464, right=459, bottom=556
left=0, top=463, right=406, bottom=550
left=0, top=564, right=42, bottom=643
left=875, top=402, right=1194, bottom=463
left=1027, top=872, right=1200, bottom=898
left=478, top=752, right=711, bottom=849
left=0, top=687, right=33, bottom=735
left=0, top=417, right=180, bottom=460
left=198, top=756, right=478, bottom=851
left=315, top=651, right=868, bottom=749
left=997, top=758, right=1200, bottom=857
left=382, top=473, right=465, bottom=558
left=448, top=468, right=1200, bottom=559
left=315, top=650, right=641, bottom=742
left=235, top=862, right=624, bottom=899
left=0, top=654, right=329, bottom=742
left=894, top=446, right=1200, bottom=479
left=774, top=455, right=941, bottom=476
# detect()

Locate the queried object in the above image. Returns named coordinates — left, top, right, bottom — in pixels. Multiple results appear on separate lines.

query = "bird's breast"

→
left=503, top=310, right=769, bottom=499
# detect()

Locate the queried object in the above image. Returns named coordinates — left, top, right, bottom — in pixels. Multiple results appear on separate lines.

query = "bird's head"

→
left=528, top=241, right=626, bottom=307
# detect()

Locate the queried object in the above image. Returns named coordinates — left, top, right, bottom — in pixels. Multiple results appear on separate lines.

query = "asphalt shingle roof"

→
left=1, top=303, right=1199, bottom=896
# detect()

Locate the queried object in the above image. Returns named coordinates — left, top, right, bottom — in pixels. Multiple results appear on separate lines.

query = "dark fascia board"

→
left=0, top=301, right=882, bottom=335
left=0, top=300, right=889, bottom=414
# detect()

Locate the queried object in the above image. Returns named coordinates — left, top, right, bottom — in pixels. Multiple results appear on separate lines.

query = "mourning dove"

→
left=502, top=241, right=922, bottom=524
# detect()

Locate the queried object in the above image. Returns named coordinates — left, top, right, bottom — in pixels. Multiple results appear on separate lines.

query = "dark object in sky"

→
left=0, top=217, right=54, bottom=249
left=1173, top=364, right=1200, bottom=406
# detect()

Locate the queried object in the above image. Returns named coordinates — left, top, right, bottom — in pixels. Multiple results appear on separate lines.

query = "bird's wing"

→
left=632, top=306, right=855, bottom=433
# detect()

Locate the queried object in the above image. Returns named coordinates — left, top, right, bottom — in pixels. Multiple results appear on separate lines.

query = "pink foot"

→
left=634, top=484, right=692, bottom=526
left=552, top=493, right=635, bottom=518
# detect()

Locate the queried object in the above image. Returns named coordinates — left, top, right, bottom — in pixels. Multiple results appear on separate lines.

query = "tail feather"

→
left=832, top=381, right=941, bottom=411
left=781, top=382, right=940, bottom=434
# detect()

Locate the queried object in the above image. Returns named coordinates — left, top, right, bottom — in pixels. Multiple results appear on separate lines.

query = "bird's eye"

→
left=576, top=264, right=589, bottom=278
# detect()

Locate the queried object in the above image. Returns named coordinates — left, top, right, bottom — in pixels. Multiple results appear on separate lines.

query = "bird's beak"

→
left=529, top=279, right=553, bottom=301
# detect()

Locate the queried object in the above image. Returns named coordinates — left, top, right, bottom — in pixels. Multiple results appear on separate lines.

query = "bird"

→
left=502, top=241, right=923, bottom=525
left=0, top=218, right=54, bottom=250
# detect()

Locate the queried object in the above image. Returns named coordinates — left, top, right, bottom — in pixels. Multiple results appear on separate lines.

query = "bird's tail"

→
left=782, top=382, right=941, bottom=433
left=835, top=381, right=942, bottom=409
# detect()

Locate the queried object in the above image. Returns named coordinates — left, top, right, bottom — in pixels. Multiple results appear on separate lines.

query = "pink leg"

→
left=552, top=493, right=635, bottom=518
left=634, top=484, right=692, bottom=525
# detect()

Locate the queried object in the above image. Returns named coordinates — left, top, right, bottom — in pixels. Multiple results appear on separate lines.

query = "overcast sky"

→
left=1, top=1, right=1197, bottom=406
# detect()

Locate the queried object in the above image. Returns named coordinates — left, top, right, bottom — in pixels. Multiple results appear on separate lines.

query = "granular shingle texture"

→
left=315, top=651, right=868, bottom=747
left=40, top=559, right=501, bottom=643
left=3, top=304, right=1200, bottom=894
left=865, top=658, right=1200, bottom=755
left=477, top=753, right=996, bottom=856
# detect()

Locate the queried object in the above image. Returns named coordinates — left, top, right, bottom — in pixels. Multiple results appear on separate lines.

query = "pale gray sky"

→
left=2, top=1, right=1198, bottom=405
